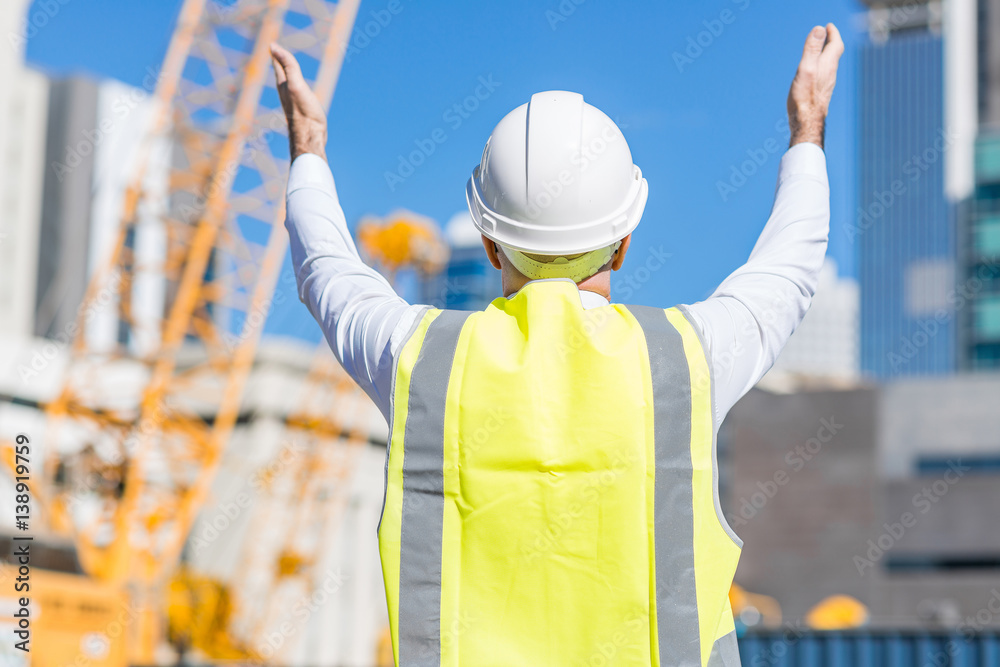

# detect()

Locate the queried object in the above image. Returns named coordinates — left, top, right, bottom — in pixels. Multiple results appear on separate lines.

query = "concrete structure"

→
left=187, top=339, right=391, bottom=665
left=33, top=76, right=163, bottom=348
left=724, top=375, right=1000, bottom=630
left=0, top=335, right=393, bottom=665
left=723, top=387, right=882, bottom=624
left=34, top=78, right=100, bottom=340
left=0, top=15, right=158, bottom=347
left=768, top=259, right=860, bottom=380
left=978, top=0, right=1000, bottom=130
left=0, top=0, right=49, bottom=340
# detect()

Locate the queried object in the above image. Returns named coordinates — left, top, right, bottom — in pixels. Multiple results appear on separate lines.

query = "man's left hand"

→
left=271, top=43, right=328, bottom=162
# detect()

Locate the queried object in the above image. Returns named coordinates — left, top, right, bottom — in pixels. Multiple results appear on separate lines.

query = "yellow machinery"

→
left=729, top=583, right=783, bottom=630
left=357, top=209, right=451, bottom=281
left=806, top=594, right=870, bottom=630
left=0, top=0, right=361, bottom=661
left=0, top=564, right=129, bottom=667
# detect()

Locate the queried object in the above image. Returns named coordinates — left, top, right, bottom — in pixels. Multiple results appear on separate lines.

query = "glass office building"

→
left=858, top=18, right=957, bottom=379
left=961, top=0, right=1000, bottom=369
left=965, top=135, right=1000, bottom=368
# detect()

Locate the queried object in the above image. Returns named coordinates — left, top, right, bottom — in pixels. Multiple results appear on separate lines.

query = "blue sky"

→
left=24, top=0, right=865, bottom=343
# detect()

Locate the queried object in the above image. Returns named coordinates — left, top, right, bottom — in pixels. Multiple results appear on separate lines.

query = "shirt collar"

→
left=505, top=278, right=611, bottom=310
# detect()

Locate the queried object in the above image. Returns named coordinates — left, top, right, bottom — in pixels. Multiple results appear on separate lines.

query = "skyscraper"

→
left=857, top=0, right=965, bottom=380
left=856, top=0, right=975, bottom=380
left=962, top=0, right=1000, bottom=369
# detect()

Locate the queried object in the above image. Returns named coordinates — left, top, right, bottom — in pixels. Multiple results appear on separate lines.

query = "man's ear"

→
left=482, top=234, right=503, bottom=270
left=611, top=233, right=631, bottom=271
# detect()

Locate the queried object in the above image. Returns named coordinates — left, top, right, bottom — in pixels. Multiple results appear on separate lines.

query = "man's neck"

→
left=502, top=270, right=611, bottom=300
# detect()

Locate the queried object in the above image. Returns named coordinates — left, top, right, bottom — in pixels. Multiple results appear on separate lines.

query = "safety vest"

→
left=378, top=279, right=743, bottom=666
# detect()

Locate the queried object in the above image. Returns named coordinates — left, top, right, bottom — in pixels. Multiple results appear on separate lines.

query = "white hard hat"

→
left=466, top=91, right=647, bottom=267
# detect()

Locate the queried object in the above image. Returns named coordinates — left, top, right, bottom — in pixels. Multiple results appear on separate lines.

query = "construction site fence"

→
left=738, top=629, right=1000, bottom=667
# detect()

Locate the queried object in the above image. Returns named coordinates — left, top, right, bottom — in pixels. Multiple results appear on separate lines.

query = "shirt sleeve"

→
left=284, top=153, right=427, bottom=422
left=681, top=141, right=830, bottom=431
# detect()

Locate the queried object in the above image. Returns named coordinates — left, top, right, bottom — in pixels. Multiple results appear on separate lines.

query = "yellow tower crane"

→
left=1, top=0, right=360, bottom=662
left=163, top=211, right=451, bottom=662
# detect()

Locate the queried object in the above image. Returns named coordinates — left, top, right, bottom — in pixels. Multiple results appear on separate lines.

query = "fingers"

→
left=270, top=43, right=303, bottom=87
left=271, top=49, right=287, bottom=88
left=819, top=22, right=845, bottom=71
left=799, top=25, right=826, bottom=71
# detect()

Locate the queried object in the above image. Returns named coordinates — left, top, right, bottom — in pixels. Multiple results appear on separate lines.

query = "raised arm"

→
left=682, top=24, right=844, bottom=430
left=272, top=44, right=422, bottom=421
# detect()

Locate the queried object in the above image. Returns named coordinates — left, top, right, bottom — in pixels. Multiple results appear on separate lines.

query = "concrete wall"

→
left=878, top=374, right=1000, bottom=479
left=723, top=387, right=881, bottom=623
left=724, top=380, right=1000, bottom=630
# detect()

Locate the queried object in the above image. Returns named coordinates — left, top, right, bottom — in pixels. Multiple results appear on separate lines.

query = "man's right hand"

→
left=787, top=24, right=844, bottom=150
left=271, top=43, right=328, bottom=162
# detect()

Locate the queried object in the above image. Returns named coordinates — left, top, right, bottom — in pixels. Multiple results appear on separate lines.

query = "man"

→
left=272, top=22, right=842, bottom=667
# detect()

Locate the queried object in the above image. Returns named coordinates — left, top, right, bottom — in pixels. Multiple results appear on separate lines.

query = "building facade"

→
left=0, top=0, right=49, bottom=341
left=724, top=378, right=1000, bottom=630
left=858, top=1, right=959, bottom=379
left=768, top=259, right=860, bottom=380
left=961, top=0, right=1000, bottom=369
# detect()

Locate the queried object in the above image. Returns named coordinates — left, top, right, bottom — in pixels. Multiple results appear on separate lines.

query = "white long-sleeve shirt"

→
left=284, top=142, right=830, bottom=431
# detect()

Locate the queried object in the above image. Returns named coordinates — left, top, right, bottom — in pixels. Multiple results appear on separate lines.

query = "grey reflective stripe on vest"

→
left=397, top=309, right=472, bottom=666
left=708, top=631, right=742, bottom=666
left=626, top=305, right=702, bottom=667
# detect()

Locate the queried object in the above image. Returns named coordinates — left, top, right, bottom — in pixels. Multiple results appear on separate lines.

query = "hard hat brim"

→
left=465, top=165, right=648, bottom=256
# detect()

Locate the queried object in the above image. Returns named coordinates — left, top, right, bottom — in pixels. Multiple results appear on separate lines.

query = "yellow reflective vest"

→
left=378, top=279, right=743, bottom=666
